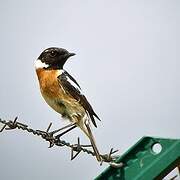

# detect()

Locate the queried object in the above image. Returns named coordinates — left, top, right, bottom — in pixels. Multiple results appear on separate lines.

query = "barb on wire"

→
left=0, top=117, right=122, bottom=167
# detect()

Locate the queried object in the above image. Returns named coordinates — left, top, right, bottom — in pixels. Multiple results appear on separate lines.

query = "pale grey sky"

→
left=0, top=1, right=179, bottom=179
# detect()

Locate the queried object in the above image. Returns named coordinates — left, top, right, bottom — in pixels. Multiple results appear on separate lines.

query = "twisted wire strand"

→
left=0, top=117, right=122, bottom=167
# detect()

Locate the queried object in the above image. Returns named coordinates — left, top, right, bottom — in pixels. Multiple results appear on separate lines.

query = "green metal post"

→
left=95, top=136, right=180, bottom=180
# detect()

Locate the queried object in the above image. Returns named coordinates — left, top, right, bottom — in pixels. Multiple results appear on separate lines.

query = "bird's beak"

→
left=67, top=52, right=76, bottom=58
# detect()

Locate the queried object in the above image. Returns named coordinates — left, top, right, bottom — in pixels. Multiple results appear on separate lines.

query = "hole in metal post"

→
left=151, top=143, right=162, bottom=154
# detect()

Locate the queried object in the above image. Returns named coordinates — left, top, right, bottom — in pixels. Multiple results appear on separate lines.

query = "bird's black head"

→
left=36, top=47, right=75, bottom=69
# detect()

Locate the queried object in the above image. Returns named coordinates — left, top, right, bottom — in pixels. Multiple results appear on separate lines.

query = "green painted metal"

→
left=95, top=137, right=180, bottom=180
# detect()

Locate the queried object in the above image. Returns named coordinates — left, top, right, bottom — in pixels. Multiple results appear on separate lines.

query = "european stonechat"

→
left=35, top=47, right=101, bottom=161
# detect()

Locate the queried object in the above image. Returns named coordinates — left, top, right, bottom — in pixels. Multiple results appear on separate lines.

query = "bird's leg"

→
left=55, top=124, right=77, bottom=139
left=50, top=122, right=76, bottom=135
left=85, top=120, right=102, bottom=162
left=47, top=123, right=77, bottom=148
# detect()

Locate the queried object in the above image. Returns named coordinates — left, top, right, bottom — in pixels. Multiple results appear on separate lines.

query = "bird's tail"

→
left=77, top=117, right=101, bottom=162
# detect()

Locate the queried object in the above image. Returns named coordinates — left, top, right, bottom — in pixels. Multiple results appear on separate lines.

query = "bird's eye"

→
left=50, top=50, right=57, bottom=57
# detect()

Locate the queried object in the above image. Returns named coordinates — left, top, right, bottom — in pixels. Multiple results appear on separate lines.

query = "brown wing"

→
left=57, top=71, right=100, bottom=127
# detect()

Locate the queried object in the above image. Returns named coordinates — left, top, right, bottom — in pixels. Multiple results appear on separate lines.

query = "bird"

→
left=35, top=47, right=101, bottom=161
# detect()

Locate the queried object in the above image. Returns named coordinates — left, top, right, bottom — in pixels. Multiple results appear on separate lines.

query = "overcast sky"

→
left=0, top=1, right=179, bottom=180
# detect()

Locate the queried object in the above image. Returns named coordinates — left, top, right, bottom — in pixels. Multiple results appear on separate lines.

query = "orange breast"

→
left=36, top=68, right=63, bottom=98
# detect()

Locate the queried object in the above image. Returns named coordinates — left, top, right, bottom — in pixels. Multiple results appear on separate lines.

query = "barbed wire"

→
left=0, top=117, right=123, bottom=167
